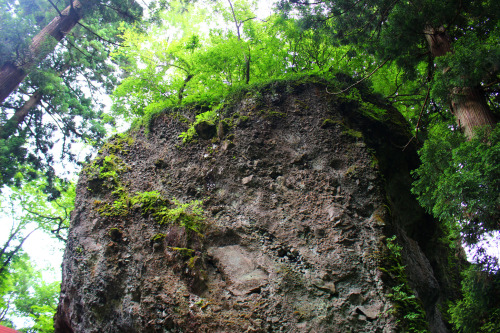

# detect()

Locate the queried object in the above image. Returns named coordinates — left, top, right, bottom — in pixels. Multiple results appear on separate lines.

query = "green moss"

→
left=179, top=108, right=219, bottom=143
left=151, top=233, right=166, bottom=242
left=221, top=118, right=233, bottom=131
left=321, top=118, right=341, bottom=129
left=101, top=155, right=129, bottom=179
left=108, top=228, right=123, bottom=241
left=321, top=117, right=363, bottom=139
left=167, top=246, right=195, bottom=258
left=98, top=134, right=135, bottom=155
left=237, top=115, right=249, bottom=125
left=258, top=109, right=286, bottom=118
left=342, top=128, right=363, bottom=139
left=83, top=152, right=130, bottom=192
left=153, top=198, right=205, bottom=235
left=188, top=255, right=200, bottom=269
left=96, top=199, right=129, bottom=216
left=345, top=164, right=357, bottom=176
left=130, top=190, right=167, bottom=213
left=341, top=87, right=388, bottom=122
left=97, top=190, right=206, bottom=235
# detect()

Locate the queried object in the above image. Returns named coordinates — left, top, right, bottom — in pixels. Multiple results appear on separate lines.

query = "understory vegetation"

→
left=1, top=0, right=499, bottom=331
left=381, top=236, right=428, bottom=333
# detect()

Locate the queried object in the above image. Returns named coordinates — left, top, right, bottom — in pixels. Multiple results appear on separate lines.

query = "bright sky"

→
left=0, top=196, right=66, bottom=283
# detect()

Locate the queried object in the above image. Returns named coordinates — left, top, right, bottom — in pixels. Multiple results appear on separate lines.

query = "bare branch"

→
left=47, top=0, right=63, bottom=17
left=326, top=58, right=390, bottom=95
left=0, top=228, right=38, bottom=275
left=227, top=0, right=241, bottom=40
left=76, top=21, right=124, bottom=47
left=402, top=82, right=432, bottom=150
left=64, top=36, right=91, bottom=58
left=97, top=2, right=140, bottom=22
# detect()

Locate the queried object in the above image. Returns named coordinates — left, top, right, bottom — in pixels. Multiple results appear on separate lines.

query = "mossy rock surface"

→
left=56, top=78, right=459, bottom=333
left=194, top=120, right=217, bottom=140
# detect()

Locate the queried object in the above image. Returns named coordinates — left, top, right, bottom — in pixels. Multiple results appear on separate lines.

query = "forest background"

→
left=0, top=0, right=498, bottom=332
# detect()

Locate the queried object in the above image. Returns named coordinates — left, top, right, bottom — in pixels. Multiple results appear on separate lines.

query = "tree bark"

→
left=451, top=86, right=497, bottom=139
left=178, top=74, right=194, bottom=104
left=228, top=0, right=252, bottom=85
left=0, top=1, right=83, bottom=104
left=424, top=25, right=497, bottom=138
left=0, top=90, right=43, bottom=140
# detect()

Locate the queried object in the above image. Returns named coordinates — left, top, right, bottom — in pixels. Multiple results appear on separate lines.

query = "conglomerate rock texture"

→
left=55, top=80, right=459, bottom=332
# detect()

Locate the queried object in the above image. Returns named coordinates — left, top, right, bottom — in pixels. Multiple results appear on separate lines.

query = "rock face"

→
left=55, top=80, right=458, bottom=332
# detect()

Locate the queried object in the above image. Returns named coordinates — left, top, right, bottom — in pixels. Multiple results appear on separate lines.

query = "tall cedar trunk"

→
left=451, top=87, right=497, bottom=139
left=0, top=63, right=71, bottom=140
left=0, top=90, right=43, bottom=140
left=424, top=25, right=497, bottom=139
left=0, top=1, right=83, bottom=104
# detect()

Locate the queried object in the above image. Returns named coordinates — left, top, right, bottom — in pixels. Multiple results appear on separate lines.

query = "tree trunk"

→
left=0, top=90, right=43, bottom=140
left=244, top=53, right=250, bottom=85
left=178, top=74, right=194, bottom=104
left=451, top=87, right=497, bottom=139
left=0, top=1, right=83, bottom=104
left=424, top=25, right=497, bottom=138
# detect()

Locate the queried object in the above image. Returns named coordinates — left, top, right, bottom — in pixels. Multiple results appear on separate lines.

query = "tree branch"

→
left=76, top=21, right=124, bottom=47
left=0, top=228, right=37, bottom=275
left=97, top=2, right=140, bottom=22
left=326, top=58, right=390, bottom=95
left=227, top=0, right=241, bottom=40
left=47, top=0, right=63, bottom=17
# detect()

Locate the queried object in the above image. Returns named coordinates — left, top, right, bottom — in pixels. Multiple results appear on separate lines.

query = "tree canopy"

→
left=278, top=0, right=499, bottom=137
left=0, top=0, right=143, bottom=190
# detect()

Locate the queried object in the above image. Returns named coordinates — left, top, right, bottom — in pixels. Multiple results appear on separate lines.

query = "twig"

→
left=76, top=21, right=124, bottom=47
left=98, top=3, right=140, bottom=22
left=64, top=38, right=91, bottom=58
left=402, top=82, right=432, bottom=150
left=414, top=82, right=432, bottom=140
left=326, top=58, right=390, bottom=95
left=47, top=0, right=63, bottom=16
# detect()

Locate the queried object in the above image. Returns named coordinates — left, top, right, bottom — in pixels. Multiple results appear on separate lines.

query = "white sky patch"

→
left=465, top=231, right=500, bottom=269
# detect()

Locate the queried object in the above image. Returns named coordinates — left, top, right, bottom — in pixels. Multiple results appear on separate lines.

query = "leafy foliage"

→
left=111, top=0, right=359, bottom=122
left=381, top=236, right=429, bottom=332
left=0, top=175, right=73, bottom=330
left=278, top=0, right=500, bottom=132
left=412, top=124, right=500, bottom=267
left=1, top=175, right=75, bottom=243
left=0, top=253, right=60, bottom=332
left=0, top=0, right=143, bottom=189
left=449, top=266, right=500, bottom=333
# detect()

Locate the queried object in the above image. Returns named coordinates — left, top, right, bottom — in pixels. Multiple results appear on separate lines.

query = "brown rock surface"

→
left=55, top=81, right=458, bottom=332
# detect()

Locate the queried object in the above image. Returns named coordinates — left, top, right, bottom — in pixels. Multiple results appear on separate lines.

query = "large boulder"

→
left=55, top=80, right=459, bottom=333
